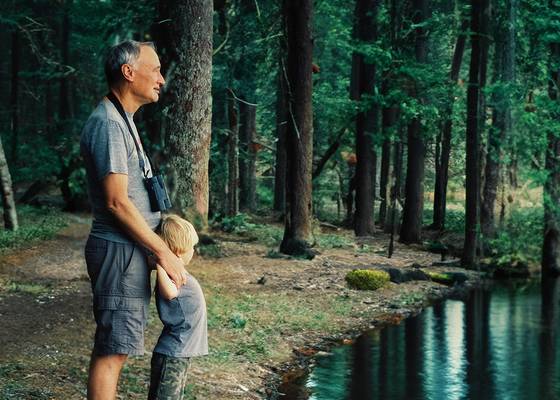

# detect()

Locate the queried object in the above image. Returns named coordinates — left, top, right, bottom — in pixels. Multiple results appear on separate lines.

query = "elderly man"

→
left=80, top=40, right=186, bottom=400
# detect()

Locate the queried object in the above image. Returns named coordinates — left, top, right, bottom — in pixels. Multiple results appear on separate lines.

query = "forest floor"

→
left=0, top=213, right=482, bottom=400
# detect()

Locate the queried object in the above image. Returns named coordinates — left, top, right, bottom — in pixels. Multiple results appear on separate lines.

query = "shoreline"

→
left=261, top=276, right=483, bottom=399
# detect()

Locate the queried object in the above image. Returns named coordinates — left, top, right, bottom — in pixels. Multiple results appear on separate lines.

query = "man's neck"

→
left=109, top=87, right=140, bottom=114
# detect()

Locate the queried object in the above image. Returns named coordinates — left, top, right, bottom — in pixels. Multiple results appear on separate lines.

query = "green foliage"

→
left=0, top=206, right=68, bottom=251
left=316, top=233, right=353, bottom=249
left=345, top=269, right=390, bottom=291
left=485, top=207, right=543, bottom=264
left=218, top=213, right=256, bottom=233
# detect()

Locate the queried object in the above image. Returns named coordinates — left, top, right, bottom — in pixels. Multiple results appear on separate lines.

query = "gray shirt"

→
left=80, top=98, right=161, bottom=243
left=154, top=273, right=209, bottom=358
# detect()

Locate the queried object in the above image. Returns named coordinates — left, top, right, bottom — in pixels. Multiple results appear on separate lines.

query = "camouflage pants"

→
left=148, top=352, right=190, bottom=400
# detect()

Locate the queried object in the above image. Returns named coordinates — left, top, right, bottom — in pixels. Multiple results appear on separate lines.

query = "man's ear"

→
left=121, top=63, right=135, bottom=82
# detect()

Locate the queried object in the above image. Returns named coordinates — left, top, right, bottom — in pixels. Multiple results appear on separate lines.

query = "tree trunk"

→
left=10, top=29, right=19, bottom=165
left=226, top=89, right=239, bottom=217
left=164, top=0, right=213, bottom=229
left=542, top=35, right=560, bottom=276
left=463, top=0, right=489, bottom=268
left=273, top=57, right=288, bottom=213
left=238, top=101, right=257, bottom=212
left=481, top=0, right=515, bottom=239
left=351, top=0, right=380, bottom=237
left=433, top=17, right=468, bottom=230
left=279, top=0, right=314, bottom=257
left=0, top=134, right=18, bottom=231
left=399, top=0, right=429, bottom=244
left=379, top=104, right=398, bottom=227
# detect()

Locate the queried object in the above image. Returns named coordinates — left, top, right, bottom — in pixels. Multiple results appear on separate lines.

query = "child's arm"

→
left=157, top=265, right=180, bottom=300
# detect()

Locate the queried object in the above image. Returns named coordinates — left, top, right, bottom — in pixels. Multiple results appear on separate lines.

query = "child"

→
left=148, top=214, right=208, bottom=400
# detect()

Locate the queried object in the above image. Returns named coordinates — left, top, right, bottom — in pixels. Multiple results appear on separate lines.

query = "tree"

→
left=279, top=0, right=314, bottom=257
left=0, top=134, right=18, bottom=230
left=273, top=55, right=288, bottom=213
left=162, top=0, right=213, bottom=229
left=542, top=31, right=560, bottom=276
left=432, top=17, right=468, bottom=231
left=481, top=0, right=516, bottom=239
left=463, top=0, right=490, bottom=268
left=226, top=88, right=239, bottom=217
left=350, top=0, right=380, bottom=236
left=399, top=0, right=430, bottom=244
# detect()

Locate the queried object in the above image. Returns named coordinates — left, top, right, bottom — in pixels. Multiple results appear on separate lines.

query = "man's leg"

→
left=87, top=353, right=128, bottom=400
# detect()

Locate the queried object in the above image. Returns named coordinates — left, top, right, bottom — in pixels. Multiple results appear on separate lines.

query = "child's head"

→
left=158, top=214, right=199, bottom=264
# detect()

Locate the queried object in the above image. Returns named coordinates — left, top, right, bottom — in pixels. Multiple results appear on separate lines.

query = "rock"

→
left=257, top=276, right=267, bottom=285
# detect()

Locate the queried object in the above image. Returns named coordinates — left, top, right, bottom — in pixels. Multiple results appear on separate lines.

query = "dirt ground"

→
left=0, top=214, right=480, bottom=399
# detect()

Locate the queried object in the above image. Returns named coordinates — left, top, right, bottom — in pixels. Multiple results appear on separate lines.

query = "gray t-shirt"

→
left=80, top=98, right=161, bottom=243
left=154, top=273, right=209, bottom=358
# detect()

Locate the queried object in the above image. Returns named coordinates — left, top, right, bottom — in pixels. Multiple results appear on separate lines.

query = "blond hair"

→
left=158, top=214, right=199, bottom=255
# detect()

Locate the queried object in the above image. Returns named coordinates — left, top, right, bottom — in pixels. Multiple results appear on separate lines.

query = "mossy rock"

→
left=345, top=269, right=390, bottom=291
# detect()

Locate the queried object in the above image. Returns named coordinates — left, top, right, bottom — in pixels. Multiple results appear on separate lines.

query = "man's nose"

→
left=159, top=73, right=165, bottom=86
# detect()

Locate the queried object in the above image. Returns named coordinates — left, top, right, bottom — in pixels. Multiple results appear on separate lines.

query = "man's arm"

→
left=102, top=173, right=186, bottom=287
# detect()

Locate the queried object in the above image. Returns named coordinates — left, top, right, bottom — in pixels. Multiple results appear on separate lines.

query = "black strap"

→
left=106, top=92, right=151, bottom=178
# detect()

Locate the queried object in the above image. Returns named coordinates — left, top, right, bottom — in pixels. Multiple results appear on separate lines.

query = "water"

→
left=281, top=279, right=560, bottom=400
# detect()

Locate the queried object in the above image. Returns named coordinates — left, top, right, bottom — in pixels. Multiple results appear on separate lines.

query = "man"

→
left=81, top=40, right=186, bottom=400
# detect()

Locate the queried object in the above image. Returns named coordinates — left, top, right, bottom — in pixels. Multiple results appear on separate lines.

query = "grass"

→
left=203, top=289, right=353, bottom=363
left=2, top=281, right=52, bottom=295
left=0, top=205, right=69, bottom=252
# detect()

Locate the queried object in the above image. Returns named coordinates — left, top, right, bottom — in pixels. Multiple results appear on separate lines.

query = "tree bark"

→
left=399, top=0, right=429, bottom=244
left=238, top=100, right=257, bottom=211
left=481, top=0, right=515, bottom=239
left=0, top=134, right=18, bottom=231
left=10, top=29, right=19, bottom=165
left=273, top=56, right=288, bottom=213
left=463, top=0, right=489, bottom=268
left=542, top=34, right=560, bottom=276
left=279, top=0, right=314, bottom=257
left=226, top=89, right=239, bottom=216
left=379, top=105, right=398, bottom=227
left=432, top=17, right=468, bottom=230
left=351, top=0, right=380, bottom=237
left=164, top=0, right=213, bottom=229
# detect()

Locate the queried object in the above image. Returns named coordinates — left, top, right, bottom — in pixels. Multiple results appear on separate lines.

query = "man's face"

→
left=129, top=46, right=165, bottom=105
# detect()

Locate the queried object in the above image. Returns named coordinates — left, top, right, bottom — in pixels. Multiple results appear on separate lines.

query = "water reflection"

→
left=283, top=279, right=560, bottom=400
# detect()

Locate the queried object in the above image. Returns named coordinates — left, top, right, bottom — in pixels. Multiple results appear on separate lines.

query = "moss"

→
left=426, top=272, right=454, bottom=285
left=345, top=269, right=390, bottom=291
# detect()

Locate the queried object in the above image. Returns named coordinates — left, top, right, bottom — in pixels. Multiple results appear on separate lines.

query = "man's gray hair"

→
left=104, top=40, right=156, bottom=87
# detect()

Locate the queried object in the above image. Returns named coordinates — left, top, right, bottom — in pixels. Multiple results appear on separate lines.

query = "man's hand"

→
left=157, top=250, right=187, bottom=288
left=103, top=173, right=188, bottom=288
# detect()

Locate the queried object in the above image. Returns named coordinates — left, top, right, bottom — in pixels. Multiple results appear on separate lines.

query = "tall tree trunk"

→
left=226, top=89, right=239, bottom=216
left=351, top=0, right=380, bottom=237
left=399, top=0, right=429, bottom=244
left=0, top=134, right=18, bottom=231
left=379, top=105, right=398, bottom=227
left=542, top=35, right=560, bottom=276
left=481, top=0, right=516, bottom=239
left=279, top=0, right=314, bottom=257
left=10, top=29, right=19, bottom=165
left=238, top=101, right=257, bottom=211
left=165, top=0, right=213, bottom=229
left=432, top=17, right=468, bottom=230
left=463, top=0, right=489, bottom=268
left=274, top=56, right=288, bottom=213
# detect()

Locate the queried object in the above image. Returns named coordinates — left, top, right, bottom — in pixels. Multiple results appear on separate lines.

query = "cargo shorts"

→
left=85, top=235, right=151, bottom=356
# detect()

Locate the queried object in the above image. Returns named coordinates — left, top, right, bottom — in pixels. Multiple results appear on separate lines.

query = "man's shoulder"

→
left=81, top=100, right=127, bottom=141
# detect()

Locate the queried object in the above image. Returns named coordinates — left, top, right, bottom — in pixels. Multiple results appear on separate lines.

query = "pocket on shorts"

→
left=85, top=237, right=108, bottom=284
left=94, top=295, right=145, bottom=349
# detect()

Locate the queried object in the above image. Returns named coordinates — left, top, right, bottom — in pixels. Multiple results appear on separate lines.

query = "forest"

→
left=1, top=0, right=560, bottom=399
